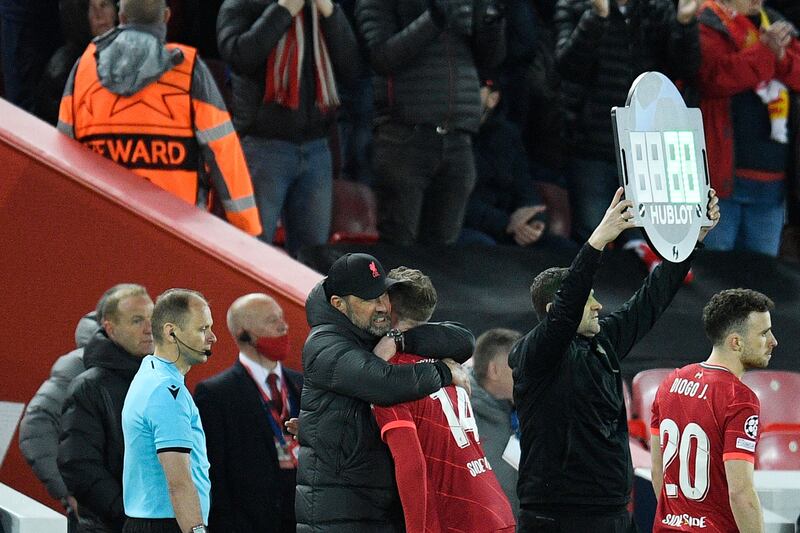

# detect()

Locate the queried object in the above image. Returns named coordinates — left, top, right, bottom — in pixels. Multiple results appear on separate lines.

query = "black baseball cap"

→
left=324, top=253, right=401, bottom=300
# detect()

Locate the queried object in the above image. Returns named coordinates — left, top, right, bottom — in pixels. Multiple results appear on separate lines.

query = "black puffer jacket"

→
left=356, top=0, right=506, bottom=133
left=58, top=331, right=143, bottom=532
left=554, top=0, right=699, bottom=160
left=296, top=281, right=474, bottom=532
left=217, top=0, right=360, bottom=141
left=33, top=0, right=94, bottom=125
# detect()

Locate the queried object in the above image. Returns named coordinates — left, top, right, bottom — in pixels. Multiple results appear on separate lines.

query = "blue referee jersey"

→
left=122, top=355, right=210, bottom=521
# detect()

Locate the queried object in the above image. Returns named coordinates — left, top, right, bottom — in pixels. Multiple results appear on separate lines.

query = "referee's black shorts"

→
left=122, top=518, right=182, bottom=533
left=518, top=506, right=638, bottom=533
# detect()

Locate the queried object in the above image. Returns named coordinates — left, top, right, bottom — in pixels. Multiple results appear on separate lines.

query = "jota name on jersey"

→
left=668, top=377, right=709, bottom=400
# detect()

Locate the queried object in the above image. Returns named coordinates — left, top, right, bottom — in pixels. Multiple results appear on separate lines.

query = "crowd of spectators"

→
left=2, top=0, right=800, bottom=264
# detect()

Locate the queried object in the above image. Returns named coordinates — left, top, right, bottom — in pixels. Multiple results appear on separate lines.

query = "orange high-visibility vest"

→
left=59, top=41, right=262, bottom=236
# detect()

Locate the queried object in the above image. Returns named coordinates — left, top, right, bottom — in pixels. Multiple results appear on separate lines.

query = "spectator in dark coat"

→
left=34, top=0, right=118, bottom=125
left=58, top=284, right=154, bottom=533
left=0, top=0, right=62, bottom=111
left=462, top=81, right=576, bottom=251
left=217, top=0, right=359, bottom=256
left=356, top=0, right=506, bottom=245
left=554, top=0, right=700, bottom=246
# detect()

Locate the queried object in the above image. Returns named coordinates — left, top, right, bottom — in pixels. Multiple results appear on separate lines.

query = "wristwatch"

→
left=386, top=329, right=405, bottom=352
left=190, top=525, right=208, bottom=533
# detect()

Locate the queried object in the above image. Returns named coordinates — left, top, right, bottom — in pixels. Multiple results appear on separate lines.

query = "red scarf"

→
left=264, top=3, right=340, bottom=112
left=706, top=1, right=791, bottom=145
left=706, top=1, right=761, bottom=49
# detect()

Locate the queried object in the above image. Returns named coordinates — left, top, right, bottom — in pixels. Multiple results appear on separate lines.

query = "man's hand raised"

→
left=698, top=188, right=720, bottom=242
left=278, top=0, right=304, bottom=17
left=587, top=187, right=636, bottom=251
left=761, top=21, right=795, bottom=61
left=591, top=0, right=609, bottom=18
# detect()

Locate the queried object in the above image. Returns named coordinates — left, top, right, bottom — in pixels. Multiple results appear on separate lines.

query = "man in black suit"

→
left=195, top=293, right=302, bottom=533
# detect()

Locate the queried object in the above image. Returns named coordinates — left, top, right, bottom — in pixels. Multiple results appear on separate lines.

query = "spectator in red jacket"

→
left=697, top=0, right=800, bottom=255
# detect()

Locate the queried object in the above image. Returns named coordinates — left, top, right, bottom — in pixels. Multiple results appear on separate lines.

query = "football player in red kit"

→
left=372, top=267, right=515, bottom=533
left=650, top=288, right=777, bottom=532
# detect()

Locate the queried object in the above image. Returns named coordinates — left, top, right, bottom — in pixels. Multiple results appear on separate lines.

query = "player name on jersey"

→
left=466, top=456, right=493, bottom=478
left=667, top=377, right=709, bottom=399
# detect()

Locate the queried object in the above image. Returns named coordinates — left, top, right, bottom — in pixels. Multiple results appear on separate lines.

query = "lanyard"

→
left=510, top=410, right=520, bottom=439
left=241, top=364, right=291, bottom=445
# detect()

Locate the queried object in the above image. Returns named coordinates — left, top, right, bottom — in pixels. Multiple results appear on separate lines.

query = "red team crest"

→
left=651, top=363, right=761, bottom=532
left=369, top=261, right=380, bottom=278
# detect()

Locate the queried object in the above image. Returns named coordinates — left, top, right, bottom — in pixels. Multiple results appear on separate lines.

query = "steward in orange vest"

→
left=58, top=19, right=262, bottom=236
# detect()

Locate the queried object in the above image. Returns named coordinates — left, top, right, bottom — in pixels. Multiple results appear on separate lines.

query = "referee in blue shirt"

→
left=122, top=289, right=217, bottom=533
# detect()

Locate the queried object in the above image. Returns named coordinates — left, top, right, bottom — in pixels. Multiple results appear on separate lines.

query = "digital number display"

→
left=628, top=131, right=701, bottom=204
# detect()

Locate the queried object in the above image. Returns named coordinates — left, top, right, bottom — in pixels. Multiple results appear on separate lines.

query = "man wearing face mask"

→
left=195, top=293, right=303, bottom=533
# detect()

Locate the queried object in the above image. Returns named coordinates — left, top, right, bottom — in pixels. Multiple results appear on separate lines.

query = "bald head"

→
left=227, top=293, right=287, bottom=344
left=119, top=0, right=168, bottom=25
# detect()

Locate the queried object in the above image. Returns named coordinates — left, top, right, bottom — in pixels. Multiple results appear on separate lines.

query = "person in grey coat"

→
left=18, top=284, right=137, bottom=528
left=468, top=327, right=521, bottom=518
left=18, top=311, right=99, bottom=514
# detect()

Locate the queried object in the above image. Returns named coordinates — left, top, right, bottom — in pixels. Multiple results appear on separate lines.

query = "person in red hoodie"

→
left=697, top=0, right=800, bottom=256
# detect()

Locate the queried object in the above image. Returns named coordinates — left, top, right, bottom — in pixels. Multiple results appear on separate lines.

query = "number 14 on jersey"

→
left=430, top=387, right=479, bottom=448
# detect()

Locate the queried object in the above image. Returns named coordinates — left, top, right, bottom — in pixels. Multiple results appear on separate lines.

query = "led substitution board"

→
left=612, top=72, right=712, bottom=263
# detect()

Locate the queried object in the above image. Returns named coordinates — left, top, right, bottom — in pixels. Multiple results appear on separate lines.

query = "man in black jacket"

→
left=509, top=188, right=719, bottom=533
left=554, top=0, right=700, bottom=246
left=463, top=80, right=576, bottom=252
left=296, top=253, right=473, bottom=532
left=217, top=0, right=359, bottom=256
left=195, top=293, right=302, bottom=533
left=58, top=284, right=154, bottom=533
left=356, top=0, right=506, bottom=245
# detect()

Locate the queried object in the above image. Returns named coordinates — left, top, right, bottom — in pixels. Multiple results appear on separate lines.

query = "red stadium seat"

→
left=741, top=371, right=800, bottom=432
left=755, top=430, right=800, bottom=470
left=329, top=179, right=379, bottom=244
left=630, top=368, right=673, bottom=442
left=272, top=180, right=380, bottom=246
left=534, top=181, right=571, bottom=239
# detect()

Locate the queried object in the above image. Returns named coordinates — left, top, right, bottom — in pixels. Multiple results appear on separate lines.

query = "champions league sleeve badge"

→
left=612, top=72, right=713, bottom=263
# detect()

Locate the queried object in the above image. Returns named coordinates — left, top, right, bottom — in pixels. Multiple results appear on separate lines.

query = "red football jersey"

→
left=372, top=353, right=515, bottom=533
left=650, top=362, right=761, bottom=532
